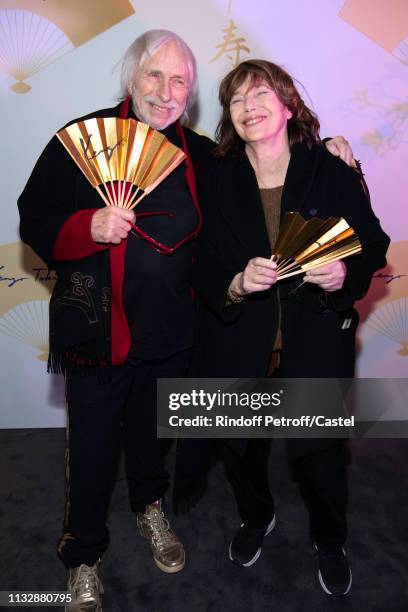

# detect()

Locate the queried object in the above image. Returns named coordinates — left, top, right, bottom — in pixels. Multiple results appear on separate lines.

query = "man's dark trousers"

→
left=58, top=350, right=190, bottom=568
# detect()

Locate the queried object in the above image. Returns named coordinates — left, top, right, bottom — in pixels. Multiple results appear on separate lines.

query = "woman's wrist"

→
left=227, top=273, right=246, bottom=302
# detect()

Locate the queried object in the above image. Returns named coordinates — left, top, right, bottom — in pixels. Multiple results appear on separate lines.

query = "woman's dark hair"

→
left=215, top=59, right=320, bottom=156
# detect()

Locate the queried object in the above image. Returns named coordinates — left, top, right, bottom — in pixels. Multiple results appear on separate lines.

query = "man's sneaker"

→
left=229, top=516, right=276, bottom=567
left=66, top=560, right=103, bottom=611
left=315, top=544, right=352, bottom=596
left=137, top=500, right=185, bottom=573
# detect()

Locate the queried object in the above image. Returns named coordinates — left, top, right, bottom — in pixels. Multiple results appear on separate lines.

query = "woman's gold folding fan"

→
left=56, top=117, right=186, bottom=209
left=273, top=212, right=362, bottom=280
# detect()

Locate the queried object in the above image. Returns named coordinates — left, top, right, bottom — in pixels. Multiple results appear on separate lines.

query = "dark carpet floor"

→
left=1, top=430, right=407, bottom=612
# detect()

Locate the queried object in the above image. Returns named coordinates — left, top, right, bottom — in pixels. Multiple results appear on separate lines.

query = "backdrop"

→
left=1, top=0, right=407, bottom=427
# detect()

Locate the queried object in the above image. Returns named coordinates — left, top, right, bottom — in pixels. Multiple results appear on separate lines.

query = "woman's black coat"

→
left=191, top=142, right=390, bottom=380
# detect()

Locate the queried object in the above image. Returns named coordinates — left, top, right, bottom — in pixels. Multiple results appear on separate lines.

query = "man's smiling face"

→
left=130, top=39, right=190, bottom=130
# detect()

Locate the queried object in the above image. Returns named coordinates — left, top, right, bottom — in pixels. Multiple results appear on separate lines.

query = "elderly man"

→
left=18, top=29, right=353, bottom=612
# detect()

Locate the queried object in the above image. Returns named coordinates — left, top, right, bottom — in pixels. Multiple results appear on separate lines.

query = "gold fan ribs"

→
left=56, top=118, right=186, bottom=211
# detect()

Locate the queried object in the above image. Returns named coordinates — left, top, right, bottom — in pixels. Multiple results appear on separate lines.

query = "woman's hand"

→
left=229, top=257, right=278, bottom=297
left=304, top=261, right=347, bottom=292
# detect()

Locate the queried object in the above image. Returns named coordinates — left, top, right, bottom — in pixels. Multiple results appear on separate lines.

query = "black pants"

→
left=223, top=439, right=348, bottom=549
left=58, top=350, right=190, bottom=569
left=223, top=293, right=350, bottom=548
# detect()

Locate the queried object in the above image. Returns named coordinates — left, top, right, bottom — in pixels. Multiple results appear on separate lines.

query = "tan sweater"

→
left=260, top=186, right=283, bottom=375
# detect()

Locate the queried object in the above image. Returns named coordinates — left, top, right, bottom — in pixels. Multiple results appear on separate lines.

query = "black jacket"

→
left=191, top=142, right=390, bottom=379
left=18, top=102, right=214, bottom=370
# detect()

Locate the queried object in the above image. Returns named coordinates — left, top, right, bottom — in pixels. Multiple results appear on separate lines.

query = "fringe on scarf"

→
left=47, top=346, right=112, bottom=382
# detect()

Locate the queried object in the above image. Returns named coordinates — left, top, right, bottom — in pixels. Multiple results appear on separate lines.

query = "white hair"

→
left=120, top=29, right=197, bottom=122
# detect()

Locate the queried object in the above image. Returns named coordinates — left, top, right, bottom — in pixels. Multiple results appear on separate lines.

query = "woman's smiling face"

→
left=229, top=77, right=292, bottom=146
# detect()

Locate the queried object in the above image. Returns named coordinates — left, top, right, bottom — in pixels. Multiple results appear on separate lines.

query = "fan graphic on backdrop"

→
left=0, top=8, right=73, bottom=93
left=0, top=242, right=56, bottom=361
left=0, top=1, right=135, bottom=93
left=365, top=297, right=408, bottom=356
left=0, top=300, right=49, bottom=361
left=358, top=241, right=408, bottom=358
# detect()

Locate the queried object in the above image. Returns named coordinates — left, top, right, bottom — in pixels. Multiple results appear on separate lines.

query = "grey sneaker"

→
left=315, top=544, right=352, bottom=596
left=137, top=500, right=185, bottom=573
left=229, top=516, right=276, bottom=567
left=66, top=560, right=103, bottom=611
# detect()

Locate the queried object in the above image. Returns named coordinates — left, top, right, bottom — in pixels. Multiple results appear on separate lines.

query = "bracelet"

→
left=227, top=287, right=245, bottom=303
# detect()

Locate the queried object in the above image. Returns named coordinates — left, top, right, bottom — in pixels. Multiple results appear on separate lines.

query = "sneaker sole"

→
left=315, top=545, right=352, bottom=596
left=229, top=515, right=276, bottom=568
left=154, top=556, right=185, bottom=574
left=65, top=586, right=103, bottom=611
left=318, top=568, right=352, bottom=596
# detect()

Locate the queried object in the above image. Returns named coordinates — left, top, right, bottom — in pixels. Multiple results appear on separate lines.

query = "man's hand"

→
left=91, top=207, right=136, bottom=244
left=325, top=136, right=356, bottom=167
left=304, top=261, right=347, bottom=292
left=229, top=257, right=278, bottom=296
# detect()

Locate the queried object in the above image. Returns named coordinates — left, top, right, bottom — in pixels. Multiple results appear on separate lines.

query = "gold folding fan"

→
left=57, top=117, right=186, bottom=209
left=273, top=212, right=362, bottom=280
